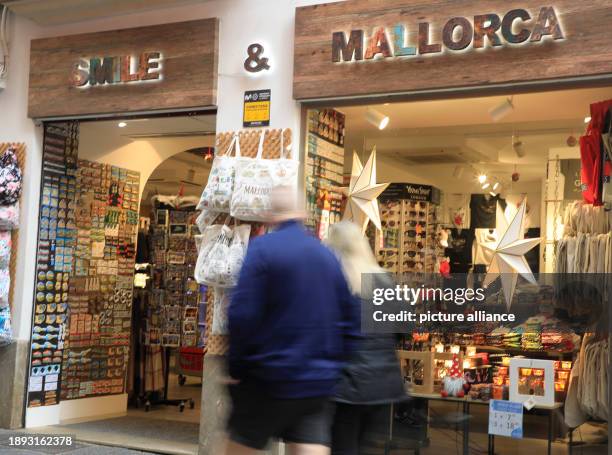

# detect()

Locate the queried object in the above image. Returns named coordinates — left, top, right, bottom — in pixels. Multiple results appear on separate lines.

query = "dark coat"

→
left=334, top=330, right=407, bottom=405
left=228, top=220, right=360, bottom=399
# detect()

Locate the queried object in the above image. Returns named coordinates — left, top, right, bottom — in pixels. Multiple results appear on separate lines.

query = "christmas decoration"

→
left=442, top=354, right=465, bottom=397
left=343, top=148, right=389, bottom=232
left=482, top=200, right=541, bottom=309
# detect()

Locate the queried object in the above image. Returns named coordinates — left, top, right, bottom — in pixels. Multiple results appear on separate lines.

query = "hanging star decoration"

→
left=342, top=148, right=389, bottom=232
left=482, top=199, right=541, bottom=309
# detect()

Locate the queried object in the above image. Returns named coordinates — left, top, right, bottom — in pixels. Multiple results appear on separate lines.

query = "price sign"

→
left=488, top=400, right=523, bottom=439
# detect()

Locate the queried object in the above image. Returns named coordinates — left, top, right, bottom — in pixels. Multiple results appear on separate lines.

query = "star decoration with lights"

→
left=482, top=199, right=541, bottom=309
left=343, top=148, right=389, bottom=231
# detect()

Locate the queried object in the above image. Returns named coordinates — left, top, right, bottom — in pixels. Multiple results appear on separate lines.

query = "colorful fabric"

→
left=0, top=148, right=22, bottom=206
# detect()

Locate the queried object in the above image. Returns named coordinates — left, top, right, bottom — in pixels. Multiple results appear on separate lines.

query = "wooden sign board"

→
left=29, top=19, right=218, bottom=118
left=294, top=0, right=612, bottom=100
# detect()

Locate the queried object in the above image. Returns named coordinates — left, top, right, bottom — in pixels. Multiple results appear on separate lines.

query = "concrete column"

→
left=0, top=340, right=29, bottom=429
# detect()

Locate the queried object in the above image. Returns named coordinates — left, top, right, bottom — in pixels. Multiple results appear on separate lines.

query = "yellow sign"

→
left=243, top=89, right=271, bottom=127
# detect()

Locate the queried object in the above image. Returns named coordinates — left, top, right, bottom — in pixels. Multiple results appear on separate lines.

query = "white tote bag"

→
left=231, top=129, right=299, bottom=221
left=194, top=224, right=223, bottom=284
left=195, top=222, right=251, bottom=288
left=197, top=134, right=241, bottom=212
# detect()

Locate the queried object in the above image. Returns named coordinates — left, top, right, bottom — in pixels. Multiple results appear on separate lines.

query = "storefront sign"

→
left=294, top=0, right=612, bottom=100
left=28, top=19, right=218, bottom=118
left=244, top=43, right=270, bottom=73
left=243, top=89, right=271, bottom=127
left=380, top=183, right=440, bottom=204
left=332, top=7, right=563, bottom=62
left=70, top=52, right=163, bottom=88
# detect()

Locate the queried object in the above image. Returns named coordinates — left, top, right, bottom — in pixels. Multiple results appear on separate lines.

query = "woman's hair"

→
left=326, top=221, right=383, bottom=295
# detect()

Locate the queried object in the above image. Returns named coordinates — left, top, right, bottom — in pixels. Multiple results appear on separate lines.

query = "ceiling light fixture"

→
left=365, top=107, right=389, bottom=130
left=482, top=182, right=491, bottom=190
left=584, top=116, right=591, bottom=124
left=489, top=191, right=497, bottom=197
left=478, top=174, right=487, bottom=184
left=118, top=122, right=127, bottom=128
left=489, top=96, right=514, bottom=122
left=492, top=182, right=500, bottom=191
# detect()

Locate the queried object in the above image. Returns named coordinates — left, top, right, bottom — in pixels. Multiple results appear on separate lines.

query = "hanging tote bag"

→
left=197, top=134, right=241, bottom=212
left=0, top=306, right=13, bottom=347
left=0, top=147, right=22, bottom=206
left=231, top=129, right=299, bottom=221
left=194, top=224, right=223, bottom=284
left=197, top=222, right=251, bottom=288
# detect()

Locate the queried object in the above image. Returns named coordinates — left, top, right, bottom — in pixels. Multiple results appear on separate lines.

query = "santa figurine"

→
left=441, top=354, right=465, bottom=398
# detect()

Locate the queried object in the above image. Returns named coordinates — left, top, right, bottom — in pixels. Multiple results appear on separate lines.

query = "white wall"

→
left=0, top=0, right=337, bottom=342
left=0, top=0, right=338, bottom=427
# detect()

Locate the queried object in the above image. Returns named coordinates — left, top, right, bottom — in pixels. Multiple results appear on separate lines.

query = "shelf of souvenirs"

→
left=307, top=109, right=346, bottom=148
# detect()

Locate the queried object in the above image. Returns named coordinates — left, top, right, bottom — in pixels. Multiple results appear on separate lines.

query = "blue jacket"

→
left=228, top=220, right=360, bottom=399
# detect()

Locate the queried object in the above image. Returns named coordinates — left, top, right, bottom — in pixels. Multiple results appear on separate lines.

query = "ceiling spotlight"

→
left=512, top=134, right=525, bottom=158
left=478, top=174, right=487, bottom=184
left=118, top=122, right=127, bottom=128
left=482, top=182, right=490, bottom=190
left=489, top=97, right=514, bottom=122
left=365, top=107, right=389, bottom=130
left=584, top=116, right=591, bottom=124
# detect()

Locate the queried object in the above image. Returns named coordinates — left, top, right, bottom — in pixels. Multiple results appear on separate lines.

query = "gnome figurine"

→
left=441, top=354, right=465, bottom=398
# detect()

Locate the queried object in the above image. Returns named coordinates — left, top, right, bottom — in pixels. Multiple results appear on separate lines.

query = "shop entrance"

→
left=26, top=113, right=215, bottom=454
left=303, top=86, right=610, bottom=454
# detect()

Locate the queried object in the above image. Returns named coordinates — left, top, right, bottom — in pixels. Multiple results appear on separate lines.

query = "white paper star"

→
left=482, top=199, right=541, bottom=309
left=343, top=148, right=389, bottom=232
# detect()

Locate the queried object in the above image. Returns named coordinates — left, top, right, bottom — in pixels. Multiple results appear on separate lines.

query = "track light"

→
left=478, top=174, right=487, bottom=184
left=489, top=97, right=514, bottom=122
left=365, top=107, right=389, bottom=130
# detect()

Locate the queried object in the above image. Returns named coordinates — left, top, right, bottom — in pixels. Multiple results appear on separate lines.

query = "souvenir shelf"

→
left=304, top=108, right=346, bottom=239
left=376, top=184, right=442, bottom=278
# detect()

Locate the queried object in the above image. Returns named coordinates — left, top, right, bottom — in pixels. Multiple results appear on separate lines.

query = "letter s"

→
left=70, top=59, right=89, bottom=87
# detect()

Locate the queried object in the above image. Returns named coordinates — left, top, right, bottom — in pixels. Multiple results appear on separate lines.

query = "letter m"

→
left=89, top=57, right=116, bottom=86
left=332, top=30, right=363, bottom=62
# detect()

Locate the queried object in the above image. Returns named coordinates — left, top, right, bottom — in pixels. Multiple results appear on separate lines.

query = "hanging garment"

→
left=580, top=99, right=612, bottom=205
left=469, top=194, right=505, bottom=229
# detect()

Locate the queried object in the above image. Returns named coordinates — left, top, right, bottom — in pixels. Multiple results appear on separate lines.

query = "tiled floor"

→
left=24, top=374, right=202, bottom=455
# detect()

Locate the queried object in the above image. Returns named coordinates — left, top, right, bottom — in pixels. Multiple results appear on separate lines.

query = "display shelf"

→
left=475, top=345, right=574, bottom=358
left=307, top=151, right=344, bottom=166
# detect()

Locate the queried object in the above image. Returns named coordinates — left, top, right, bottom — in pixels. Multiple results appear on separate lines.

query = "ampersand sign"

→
left=244, top=43, right=270, bottom=73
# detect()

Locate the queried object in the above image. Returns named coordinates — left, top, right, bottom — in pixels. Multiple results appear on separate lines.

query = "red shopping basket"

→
left=177, top=347, right=205, bottom=379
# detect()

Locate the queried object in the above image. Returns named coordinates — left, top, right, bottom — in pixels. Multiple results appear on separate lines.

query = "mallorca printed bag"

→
left=0, top=147, right=22, bottom=206
left=231, top=130, right=299, bottom=221
left=197, top=134, right=241, bottom=212
left=197, top=223, right=251, bottom=288
left=194, top=224, right=223, bottom=284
